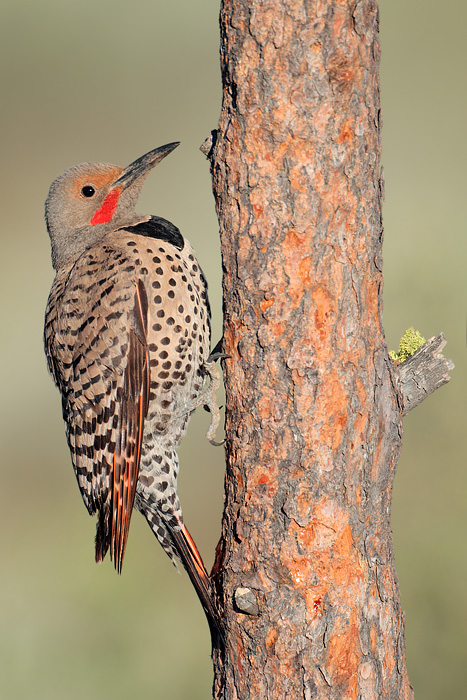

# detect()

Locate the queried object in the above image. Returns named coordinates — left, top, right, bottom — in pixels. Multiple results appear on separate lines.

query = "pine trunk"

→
left=209, top=1, right=414, bottom=698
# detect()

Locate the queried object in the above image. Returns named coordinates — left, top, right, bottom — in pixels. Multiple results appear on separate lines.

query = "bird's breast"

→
left=114, top=231, right=211, bottom=446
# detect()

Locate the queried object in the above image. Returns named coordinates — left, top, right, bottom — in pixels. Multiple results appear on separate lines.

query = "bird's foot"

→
left=175, top=360, right=224, bottom=446
left=202, top=360, right=223, bottom=446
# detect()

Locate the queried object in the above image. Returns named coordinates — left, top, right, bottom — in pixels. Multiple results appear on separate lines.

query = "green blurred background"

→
left=0, top=1, right=464, bottom=698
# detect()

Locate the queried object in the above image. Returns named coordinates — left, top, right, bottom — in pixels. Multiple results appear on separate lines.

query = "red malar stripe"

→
left=91, top=189, right=121, bottom=225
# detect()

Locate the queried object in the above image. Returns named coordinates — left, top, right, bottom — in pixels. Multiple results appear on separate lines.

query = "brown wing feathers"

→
left=97, top=280, right=150, bottom=572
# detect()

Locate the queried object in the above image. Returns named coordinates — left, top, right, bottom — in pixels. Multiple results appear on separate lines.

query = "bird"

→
left=43, top=143, right=223, bottom=641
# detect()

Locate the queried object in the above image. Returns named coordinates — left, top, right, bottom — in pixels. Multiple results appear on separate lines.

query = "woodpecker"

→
left=44, top=143, right=223, bottom=640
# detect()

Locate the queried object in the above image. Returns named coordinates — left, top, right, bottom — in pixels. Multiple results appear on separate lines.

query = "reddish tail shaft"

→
left=169, top=525, right=225, bottom=646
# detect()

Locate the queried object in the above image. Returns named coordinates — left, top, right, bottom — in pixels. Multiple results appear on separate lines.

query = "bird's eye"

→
left=81, top=185, right=96, bottom=198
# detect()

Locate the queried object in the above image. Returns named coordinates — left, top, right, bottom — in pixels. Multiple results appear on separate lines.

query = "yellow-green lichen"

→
left=389, top=327, right=426, bottom=363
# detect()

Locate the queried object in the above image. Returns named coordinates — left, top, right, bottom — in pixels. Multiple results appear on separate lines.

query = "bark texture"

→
left=395, top=333, right=454, bottom=415
left=210, top=1, right=413, bottom=698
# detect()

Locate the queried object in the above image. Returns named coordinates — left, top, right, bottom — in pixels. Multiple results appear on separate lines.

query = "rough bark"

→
left=394, top=333, right=454, bottom=415
left=209, top=1, right=415, bottom=698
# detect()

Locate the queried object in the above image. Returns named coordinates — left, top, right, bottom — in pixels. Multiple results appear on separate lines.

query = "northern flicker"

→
left=44, top=143, right=223, bottom=639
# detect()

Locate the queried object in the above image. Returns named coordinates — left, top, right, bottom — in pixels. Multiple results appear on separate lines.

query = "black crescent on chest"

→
left=120, top=216, right=184, bottom=251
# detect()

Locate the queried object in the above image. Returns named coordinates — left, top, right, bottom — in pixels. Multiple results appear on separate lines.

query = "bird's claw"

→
left=208, top=351, right=231, bottom=363
left=174, top=360, right=223, bottom=445
left=202, top=360, right=222, bottom=445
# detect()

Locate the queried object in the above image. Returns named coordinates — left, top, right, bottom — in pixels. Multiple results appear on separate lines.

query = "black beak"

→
left=113, top=142, right=180, bottom=189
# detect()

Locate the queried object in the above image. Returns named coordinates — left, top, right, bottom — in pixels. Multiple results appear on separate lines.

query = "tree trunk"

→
left=209, top=1, right=415, bottom=697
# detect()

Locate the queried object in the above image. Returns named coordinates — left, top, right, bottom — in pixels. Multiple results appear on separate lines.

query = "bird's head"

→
left=45, top=142, right=179, bottom=270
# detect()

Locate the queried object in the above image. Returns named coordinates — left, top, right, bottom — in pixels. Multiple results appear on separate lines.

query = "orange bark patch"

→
left=265, top=627, right=278, bottom=655
left=289, top=558, right=312, bottom=587
left=337, top=118, right=354, bottom=144
left=331, top=523, right=365, bottom=591
left=310, top=369, right=348, bottom=456
left=281, top=228, right=311, bottom=308
left=313, top=102, right=333, bottom=138
left=311, top=285, right=335, bottom=343
left=304, top=587, right=326, bottom=618
left=288, top=163, right=308, bottom=197
left=326, top=613, right=360, bottom=696
left=298, top=255, right=313, bottom=285
left=258, top=392, right=280, bottom=423
left=273, top=323, right=285, bottom=338
left=287, top=500, right=367, bottom=645
left=312, top=595, right=323, bottom=617
left=260, top=297, right=274, bottom=313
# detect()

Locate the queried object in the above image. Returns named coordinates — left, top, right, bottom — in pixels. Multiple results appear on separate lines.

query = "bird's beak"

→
left=90, top=142, right=180, bottom=227
left=113, top=142, right=180, bottom=190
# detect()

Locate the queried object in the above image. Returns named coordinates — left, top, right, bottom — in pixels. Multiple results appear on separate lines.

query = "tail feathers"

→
left=95, top=504, right=111, bottom=563
left=169, top=525, right=225, bottom=646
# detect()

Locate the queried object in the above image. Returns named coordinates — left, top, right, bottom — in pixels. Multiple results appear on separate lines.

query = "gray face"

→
left=45, top=144, right=180, bottom=271
left=45, top=161, right=147, bottom=271
left=45, top=162, right=124, bottom=270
